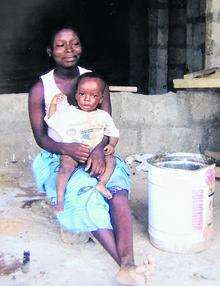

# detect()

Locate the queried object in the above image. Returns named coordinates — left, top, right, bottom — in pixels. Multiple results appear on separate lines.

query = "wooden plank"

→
left=173, top=78, right=220, bottom=89
left=109, top=86, right=138, bottom=92
left=184, top=67, right=219, bottom=79
left=174, top=67, right=220, bottom=88
left=204, top=150, right=220, bottom=161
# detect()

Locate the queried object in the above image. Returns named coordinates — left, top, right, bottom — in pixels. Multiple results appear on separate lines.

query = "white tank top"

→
left=40, top=66, right=91, bottom=114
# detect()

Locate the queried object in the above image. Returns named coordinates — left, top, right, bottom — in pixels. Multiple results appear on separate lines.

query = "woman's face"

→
left=51, top=29, right=82, bottom=68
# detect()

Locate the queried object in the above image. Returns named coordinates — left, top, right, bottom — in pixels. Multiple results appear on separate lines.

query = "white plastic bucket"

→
left=147, top=153, right=215, bottom=253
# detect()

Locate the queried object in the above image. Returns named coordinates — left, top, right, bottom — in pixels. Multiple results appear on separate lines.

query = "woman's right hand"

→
left=62, top=142, right=90, bottom=163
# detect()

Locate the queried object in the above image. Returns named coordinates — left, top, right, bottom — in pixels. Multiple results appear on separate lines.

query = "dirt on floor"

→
left=0, top=162, right=220, bottom=286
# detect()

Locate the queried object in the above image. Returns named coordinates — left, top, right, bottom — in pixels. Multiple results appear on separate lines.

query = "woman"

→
left=28, top=25, right=155, bottom=285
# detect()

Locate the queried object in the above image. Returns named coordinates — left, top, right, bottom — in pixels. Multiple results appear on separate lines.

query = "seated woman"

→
left=29, top=25, right=155, bottom=285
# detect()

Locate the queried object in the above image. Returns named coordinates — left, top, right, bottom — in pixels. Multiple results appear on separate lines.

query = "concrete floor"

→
left=0, top=163, right=219, bottom=286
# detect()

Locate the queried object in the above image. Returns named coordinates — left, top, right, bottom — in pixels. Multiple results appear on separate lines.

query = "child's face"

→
left=76, top=78, right=103, bottom=112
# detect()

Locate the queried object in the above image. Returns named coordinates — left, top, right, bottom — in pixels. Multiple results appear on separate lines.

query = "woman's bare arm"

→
left=28, top=80, right=90, bottom=162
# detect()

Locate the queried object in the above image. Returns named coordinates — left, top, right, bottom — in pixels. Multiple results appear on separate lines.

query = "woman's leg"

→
left=91, top=229, right=120, bottom=265
left=109, top=190, right=156, bottom=285
left=89, top=190, right=136, bottom=267
left=90, top=190, right=133, bottom=266
left=108, top=190, right=134, bottom=266
left=91, top=190, right=155, bottom=285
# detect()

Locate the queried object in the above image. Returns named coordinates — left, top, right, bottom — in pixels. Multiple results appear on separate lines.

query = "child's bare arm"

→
left=109, top=136, right=119, bottom=147
left=48, top=93, right=66, bottom=118
left=104, top=137, right=119, bottom=155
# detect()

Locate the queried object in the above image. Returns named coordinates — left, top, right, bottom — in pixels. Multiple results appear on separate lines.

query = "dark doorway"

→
left=0, top=0, right=131, bottom=93
left=0, top=0, right=205, bottom=95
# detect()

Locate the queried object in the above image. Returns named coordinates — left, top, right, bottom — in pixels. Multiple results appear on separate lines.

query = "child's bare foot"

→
left=96, top=182, right=112, bottom=199
left=116, top=255, right=155, bottom=285
left=53, top=203, right=64, bottom=213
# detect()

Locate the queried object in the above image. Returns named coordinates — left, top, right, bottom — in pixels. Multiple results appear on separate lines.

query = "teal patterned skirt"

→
left=32, top=151, right=131, bottom=233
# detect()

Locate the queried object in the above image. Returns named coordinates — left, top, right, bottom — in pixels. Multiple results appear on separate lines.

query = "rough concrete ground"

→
left=0, top=162, right=219, bottom=286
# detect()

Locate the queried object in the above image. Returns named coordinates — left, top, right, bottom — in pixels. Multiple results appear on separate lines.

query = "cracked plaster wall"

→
left=0, top=91, right=219, bottom=167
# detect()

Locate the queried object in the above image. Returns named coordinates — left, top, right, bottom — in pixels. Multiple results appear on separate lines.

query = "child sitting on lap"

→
left=45, top=72, right=119, bottom=212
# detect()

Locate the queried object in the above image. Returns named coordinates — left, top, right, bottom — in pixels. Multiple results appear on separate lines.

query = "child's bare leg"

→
left=55, top=155, right=78, bottom=212
left=96, top=155, right=115, bottom=199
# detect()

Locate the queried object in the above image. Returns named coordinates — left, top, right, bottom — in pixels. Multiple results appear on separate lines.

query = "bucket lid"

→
left=147, top=152, right=215, bottom=171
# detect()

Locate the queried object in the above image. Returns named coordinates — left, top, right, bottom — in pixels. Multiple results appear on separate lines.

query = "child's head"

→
left=75, top=72, right=106, bottom=112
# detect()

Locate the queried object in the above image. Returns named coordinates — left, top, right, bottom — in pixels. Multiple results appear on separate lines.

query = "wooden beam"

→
left=204, top=150, right=220, bottom=161
left=184, top=67, right=219, bottom=79
left=174, top=67, right=220, bottom=88
left=109, top=86, right=138, bottom=92
left=173, top=78, right=220, bottom=88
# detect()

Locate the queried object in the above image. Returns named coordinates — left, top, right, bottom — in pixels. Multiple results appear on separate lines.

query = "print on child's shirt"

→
left=65, top=124, right=104, bottom=148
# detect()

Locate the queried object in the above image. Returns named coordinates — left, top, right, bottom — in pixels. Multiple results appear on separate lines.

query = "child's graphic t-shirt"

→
left=45, top=105, right=119, bottom=149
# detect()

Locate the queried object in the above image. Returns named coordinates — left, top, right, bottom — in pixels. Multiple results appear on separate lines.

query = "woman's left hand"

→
left=85, top=146, right=106, bottom=177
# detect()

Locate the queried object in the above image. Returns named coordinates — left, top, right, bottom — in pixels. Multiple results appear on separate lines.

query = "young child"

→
left=45, top=72, right=119, bottom=212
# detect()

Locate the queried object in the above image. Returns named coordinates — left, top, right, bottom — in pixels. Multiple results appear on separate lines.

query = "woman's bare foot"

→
left=96, top=182, right=112, bottom=199
left=116, top=255, right=155, bottom=285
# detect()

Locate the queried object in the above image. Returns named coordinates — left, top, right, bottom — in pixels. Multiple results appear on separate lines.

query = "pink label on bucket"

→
left=192, top=189, right=203, bottom=230
left=205, top=167, right=215, bottom=187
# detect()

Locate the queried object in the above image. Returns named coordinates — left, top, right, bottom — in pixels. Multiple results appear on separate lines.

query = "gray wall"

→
left=0, top=91, right=219, bottom=167
left=206, top=0, right=220, bottom=67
